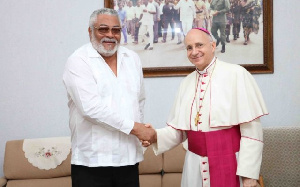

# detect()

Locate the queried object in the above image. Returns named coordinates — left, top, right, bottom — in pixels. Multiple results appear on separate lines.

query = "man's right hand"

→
left=130, top=122, right=157, bottom=144
left=242, top=177, right=261, bottom=187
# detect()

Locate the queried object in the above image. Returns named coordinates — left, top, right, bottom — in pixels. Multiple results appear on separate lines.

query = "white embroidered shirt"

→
left=63, top=43, right=145, bottom=167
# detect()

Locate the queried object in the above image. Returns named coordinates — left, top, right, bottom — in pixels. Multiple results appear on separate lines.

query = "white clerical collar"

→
left=196, top=57, right=217, bottom=75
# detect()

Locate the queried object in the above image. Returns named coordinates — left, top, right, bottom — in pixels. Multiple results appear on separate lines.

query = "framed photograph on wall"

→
left=104, top=0, right=273, bottom=77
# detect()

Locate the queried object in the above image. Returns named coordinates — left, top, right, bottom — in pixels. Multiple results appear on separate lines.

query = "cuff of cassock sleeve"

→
left=152, top=142, right=159, bottom=155
left=237, top=168, right=260, bottom=180
left=236, top=137, right=263, bottom=180
left=152, top=129, right=172, bottom=156
left=152, top=128, right=182, bottom=156
left=152, top=129, right=163, bottom=155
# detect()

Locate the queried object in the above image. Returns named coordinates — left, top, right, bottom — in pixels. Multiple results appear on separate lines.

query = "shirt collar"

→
left=87, top=43, right=101, bottom=58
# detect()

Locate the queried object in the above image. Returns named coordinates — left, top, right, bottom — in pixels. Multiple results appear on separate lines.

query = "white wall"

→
left=0, top=0, right=299, bottom=177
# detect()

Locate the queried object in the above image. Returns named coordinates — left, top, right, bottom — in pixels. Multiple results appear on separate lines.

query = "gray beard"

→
left=91, top=34, right=119, bottom=57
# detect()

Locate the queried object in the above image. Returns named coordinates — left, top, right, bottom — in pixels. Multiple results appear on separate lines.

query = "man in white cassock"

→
left=143, top=28, right=268, bottom=187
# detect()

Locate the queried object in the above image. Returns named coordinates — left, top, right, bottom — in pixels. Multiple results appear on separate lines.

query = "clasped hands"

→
left=131, top=122, right=157, bottom=147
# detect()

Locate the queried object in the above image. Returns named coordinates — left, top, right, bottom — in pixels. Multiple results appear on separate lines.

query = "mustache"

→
left=100, top=37, right=118, bottom=44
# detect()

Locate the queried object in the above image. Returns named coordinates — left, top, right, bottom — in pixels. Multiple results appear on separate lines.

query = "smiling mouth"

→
left=103, top=41, right=115, bottom=44
left=198, top=53, right=205, bottom=58
left=192, top=55, right=203, bottom=60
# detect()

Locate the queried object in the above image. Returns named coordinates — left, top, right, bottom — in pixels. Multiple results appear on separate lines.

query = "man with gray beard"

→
left=63, top=8, right=156, bottom=187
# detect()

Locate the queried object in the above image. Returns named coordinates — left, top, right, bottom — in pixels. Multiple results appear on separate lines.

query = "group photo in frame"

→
left=104, top=0, right=273, bottom=77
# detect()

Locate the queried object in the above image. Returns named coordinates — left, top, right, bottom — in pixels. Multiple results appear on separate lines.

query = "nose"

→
left=191, top=48, right=198, bottom=56
left=105, top=29, right=115, bottom=38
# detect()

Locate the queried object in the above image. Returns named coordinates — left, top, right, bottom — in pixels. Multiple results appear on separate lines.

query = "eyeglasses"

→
left=94, top=26, right=122, bottom=35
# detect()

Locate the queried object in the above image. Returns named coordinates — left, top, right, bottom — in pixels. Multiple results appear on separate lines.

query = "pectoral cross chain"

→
left=194, top=112, right=200, bottom=126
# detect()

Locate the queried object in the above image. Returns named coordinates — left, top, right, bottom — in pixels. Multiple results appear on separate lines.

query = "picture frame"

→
left=104, top=0, right=273, bottom=77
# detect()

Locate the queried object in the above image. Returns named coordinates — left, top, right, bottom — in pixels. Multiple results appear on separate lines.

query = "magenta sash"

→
left=186, top=126, right=241, bottom=187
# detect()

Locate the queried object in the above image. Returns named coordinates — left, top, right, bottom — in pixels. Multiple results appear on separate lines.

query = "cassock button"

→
left=202, top=82, right=206, bottom=85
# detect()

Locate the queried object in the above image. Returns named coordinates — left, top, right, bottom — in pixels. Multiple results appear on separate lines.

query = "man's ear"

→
left=211, top=41, right=216, bottom=53
left=88, top=27, right=92, bottom=39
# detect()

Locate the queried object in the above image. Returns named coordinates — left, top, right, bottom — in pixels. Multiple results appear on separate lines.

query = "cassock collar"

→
left=195, top=57, right=217, bottom=75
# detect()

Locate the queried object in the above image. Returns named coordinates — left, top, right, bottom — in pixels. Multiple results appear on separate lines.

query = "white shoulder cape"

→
left=167, top=60, right=268, bottom=130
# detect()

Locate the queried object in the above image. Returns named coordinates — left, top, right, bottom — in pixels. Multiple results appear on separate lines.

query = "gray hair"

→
left=209, top=34, right=215, bottom=42
left=89, top=8, right=120, bottom=31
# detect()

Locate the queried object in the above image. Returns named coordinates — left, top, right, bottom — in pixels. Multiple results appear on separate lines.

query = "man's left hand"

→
left=242, top=177, right=260, bottom=187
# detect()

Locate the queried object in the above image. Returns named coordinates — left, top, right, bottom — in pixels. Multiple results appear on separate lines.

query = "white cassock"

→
left=152, top=58, right=268, bottom=187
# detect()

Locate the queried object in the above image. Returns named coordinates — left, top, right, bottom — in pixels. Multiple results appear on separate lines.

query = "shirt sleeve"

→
left=236, top=118, right=263, bottom=179
left=63, top=55, right=134, bottom=135
left=152, top=126, right=186, bottom=155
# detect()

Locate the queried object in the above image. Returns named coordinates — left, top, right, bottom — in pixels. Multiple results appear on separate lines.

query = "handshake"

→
left=131, top=122, right=157, bottom=147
